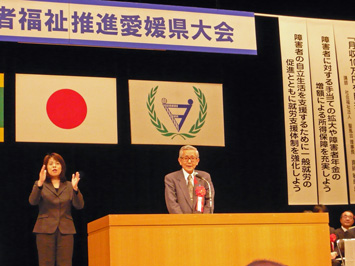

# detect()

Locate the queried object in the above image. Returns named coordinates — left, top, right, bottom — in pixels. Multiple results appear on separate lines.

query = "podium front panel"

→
left=87, top=213, right=331, bottom=266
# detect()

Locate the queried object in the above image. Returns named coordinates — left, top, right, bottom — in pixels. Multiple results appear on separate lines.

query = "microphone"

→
left=195, top=173, right=213, bottom=212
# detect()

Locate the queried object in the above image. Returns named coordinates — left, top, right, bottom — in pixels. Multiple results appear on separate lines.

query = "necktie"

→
left=188, top=175, right=193, bottom=201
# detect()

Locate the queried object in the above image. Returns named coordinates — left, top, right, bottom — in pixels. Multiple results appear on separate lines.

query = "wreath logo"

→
left=146, top=86, right=207, bottom=139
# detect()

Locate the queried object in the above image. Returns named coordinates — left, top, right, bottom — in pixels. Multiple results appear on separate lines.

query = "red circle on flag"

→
left=46, top=89, right=87, bottom=129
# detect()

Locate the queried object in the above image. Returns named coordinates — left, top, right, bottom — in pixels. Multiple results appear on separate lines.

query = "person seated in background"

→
left=331, top=210, right=355, bottom=266
left=312, top=204, right=335, bottom=233
left=335, top=211, right=355, bottom=240
left=313, top=204, right=328, bottom=213
left=313, top=204, right=328, bottom=212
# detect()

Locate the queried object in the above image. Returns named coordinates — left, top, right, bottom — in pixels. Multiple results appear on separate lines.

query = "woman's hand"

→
left=71, top=172, right=80, bottom=191
left=38, top=165, right=46, bottom=187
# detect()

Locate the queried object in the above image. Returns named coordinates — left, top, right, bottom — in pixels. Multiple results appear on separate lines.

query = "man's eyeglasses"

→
left=181, top=156, right=198, bottom=162
left=342, top=215, right=354, bottom=219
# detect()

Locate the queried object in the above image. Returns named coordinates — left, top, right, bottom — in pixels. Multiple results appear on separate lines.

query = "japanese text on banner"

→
left=279, top=17, right=317, bottom=205
left=307, top=20, right=348, bottom=205
left=0, top=0, right=257, bottom=54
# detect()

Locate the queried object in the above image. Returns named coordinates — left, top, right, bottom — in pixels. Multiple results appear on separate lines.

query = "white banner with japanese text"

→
left=307, top=19, right=348, bottom=205
left=129, top=80, right=225, bottom=146
left=279, top=17, right=318, bottom=205
left=280, top=17, right=349, bottom=205
left=334, top=21, right=355, bottom=204
left=0, top=0, right=257, bottom=55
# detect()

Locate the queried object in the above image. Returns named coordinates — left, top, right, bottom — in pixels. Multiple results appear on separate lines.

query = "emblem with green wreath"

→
left=146, top=86, right=207, bottom=139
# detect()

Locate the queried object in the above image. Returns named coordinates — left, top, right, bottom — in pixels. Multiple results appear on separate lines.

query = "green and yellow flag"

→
left=0, top=74, right=3, bottom=142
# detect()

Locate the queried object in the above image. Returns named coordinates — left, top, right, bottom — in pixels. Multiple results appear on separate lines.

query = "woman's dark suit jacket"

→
left=29, top=180, right=84, bottom=234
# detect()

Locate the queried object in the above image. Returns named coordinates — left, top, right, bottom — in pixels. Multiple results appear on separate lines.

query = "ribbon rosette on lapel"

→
left=195, top=186, right=206, bottom=212
left=330, top=233, right=337, bottom=251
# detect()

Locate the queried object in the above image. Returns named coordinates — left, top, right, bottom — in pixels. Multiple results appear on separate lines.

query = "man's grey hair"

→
left=179, top=145, right=199, bottom=158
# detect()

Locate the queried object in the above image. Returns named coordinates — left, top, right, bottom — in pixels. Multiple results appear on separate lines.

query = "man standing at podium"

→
left=164, top=145, right=214, bottom=214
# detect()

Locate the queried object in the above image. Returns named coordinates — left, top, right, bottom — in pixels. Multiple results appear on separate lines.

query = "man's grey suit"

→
left=164, top=169, right=214, bottom=214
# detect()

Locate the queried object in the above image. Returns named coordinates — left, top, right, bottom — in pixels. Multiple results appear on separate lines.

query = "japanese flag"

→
left=16, top=74, right=117, bottom=144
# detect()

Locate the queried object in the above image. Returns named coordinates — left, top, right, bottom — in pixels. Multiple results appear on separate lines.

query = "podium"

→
left=87, top=213, right=331, bottom=266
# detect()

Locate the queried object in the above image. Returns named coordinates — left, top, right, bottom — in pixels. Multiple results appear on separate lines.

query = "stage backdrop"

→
left=0, top=2, right=353, bottom=266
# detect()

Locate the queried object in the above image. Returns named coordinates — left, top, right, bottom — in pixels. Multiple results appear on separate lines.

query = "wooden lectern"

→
left=87, top=213, right=331, bottom=266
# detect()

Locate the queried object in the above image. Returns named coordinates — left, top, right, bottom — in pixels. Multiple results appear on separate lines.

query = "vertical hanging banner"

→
left=307, top=20, right=348, bottom=204
left=16, top=74, right=118, bottom=144
left=279, top=17, right=318, bottom=205
left=0, top=74, right=3, bottom=142
left=334, top=21, right=355, bottom=204
left=129, top=80, right=224, bottom=146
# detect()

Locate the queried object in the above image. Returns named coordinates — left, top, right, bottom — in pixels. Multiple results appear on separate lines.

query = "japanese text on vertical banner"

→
left=348, top=37, right=355, bottom=198
left=306, top=20, right=347, bottom=204
left=319, top=35, right=339, bottom=192
left=334, top=22, right=355, bottom=203
left=279, top=17, right=317, bottom=205
left=287, top=34, right=314, bottom=193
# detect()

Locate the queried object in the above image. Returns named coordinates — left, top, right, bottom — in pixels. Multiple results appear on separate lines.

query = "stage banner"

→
left=334, top=21, right=355, bottom=204
left=279, top=17, right=318, bottom=205
left=307, top=19, right=348, bottom=204
left=0, top=0, right=257, bottom=55
left=16, top=74, right=118, bottom=144
left=0, top=73, right=3, bottom=142
left=129, top=80, right=224, bottom=146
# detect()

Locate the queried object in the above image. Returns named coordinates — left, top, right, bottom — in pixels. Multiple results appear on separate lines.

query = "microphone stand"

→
left=336, top=239, right=345, bottom=266
left=195, top=173, right=213, bottom=213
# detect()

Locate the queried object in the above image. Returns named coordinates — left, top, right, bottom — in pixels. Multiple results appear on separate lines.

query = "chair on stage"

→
left=336, top=238, right=355, bottom=266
